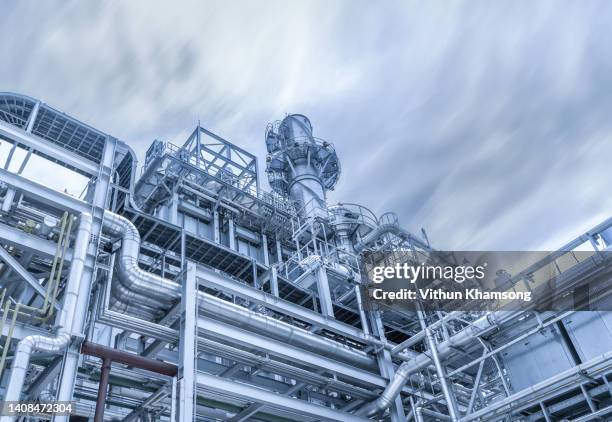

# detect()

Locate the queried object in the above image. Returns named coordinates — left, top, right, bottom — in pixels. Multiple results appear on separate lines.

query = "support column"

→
left=25, top=101, right=40, bottom=133
left=93, top=357, right=112, bottom=422
left=354, top=284, right=370, bottom=335
left=369, top=311, right=406, bottom=422
left=262, top=233, right=269, bottom=266
left=1, top=188, right=15, bottom=213
left=228, top=216, right=236, bottom=250
left=315, top=266, right=334, bottom=318
left=213, top=210, right=220, bottom=244
left=419, top=310, right=460, bottom=421
left=276, top=239, right=282, bottom=264
left=177, top=261, right=197, bottom=421
left=169, top=192, right=179, bottom=226
left=270, top=266, right=279, bottom=297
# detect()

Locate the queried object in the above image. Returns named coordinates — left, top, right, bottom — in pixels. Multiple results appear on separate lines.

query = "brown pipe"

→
left=93, top=357, right=112, bottom=422
left=81, top=341, right=178, bottom=376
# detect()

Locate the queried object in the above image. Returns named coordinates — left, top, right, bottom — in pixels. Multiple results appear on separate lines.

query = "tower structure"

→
left=265, top=114, right=340, bottom=218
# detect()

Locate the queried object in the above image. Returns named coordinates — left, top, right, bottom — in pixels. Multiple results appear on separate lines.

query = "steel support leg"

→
left=93, top=357, right=112, bottom=422
left=419, top=310, right=460, bottom=421
left=370, top=311, right=406, bottom=422
left=315, top=266, right=335, bottom=318
left=213, top=210, right=220, bottom=243
left=228, top=216, right=236, bottom=250
left=177, top=261, right=197, bottom=421
left=270, top=266, right=279, bottom=297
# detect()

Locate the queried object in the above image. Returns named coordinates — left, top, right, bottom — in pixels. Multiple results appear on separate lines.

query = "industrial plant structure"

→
left=0, top=92, right=611, bottom=421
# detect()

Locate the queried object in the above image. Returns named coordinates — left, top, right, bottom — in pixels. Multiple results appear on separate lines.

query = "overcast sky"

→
left=1, top=1, right=611, bottom=250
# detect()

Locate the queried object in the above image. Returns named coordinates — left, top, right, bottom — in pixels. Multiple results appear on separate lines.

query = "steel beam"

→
left=196, top=371, right=370, bottom=422
left=198, top=316, right=385, bottom=387
left=0, top=168, right=90, bottom=214
left=0, top=245, right=56, bottom=306
left=0, top=120, right=99, bottom=175
left=196, top=265, right=368, bottom=342
left=0, top=222, right=72, bottom=260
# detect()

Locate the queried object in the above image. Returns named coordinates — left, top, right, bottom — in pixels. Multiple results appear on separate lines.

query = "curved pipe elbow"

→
left=3, top=333, right=71, bottom=404
left=103, top=211, right=181, bottom=302
left=357, top=361, right=412, bottom=417
left=112, top=274, right=170, bottom=310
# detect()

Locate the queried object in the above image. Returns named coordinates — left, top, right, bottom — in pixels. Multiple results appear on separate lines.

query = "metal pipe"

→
left=354, top=285, right=370, bottom=336
left=103, top=211, right=377, bottom=369
left=353, top=223, right=430, bottom=253
left=414, top=406, right=425, bottom=422
left=391, top=311, right=461, bottom=355
left=421, top=408, right=451, bottom=421
left=93, top=357, right=112, bottom=422
left=357, top=311, right=521, bottom=416
left=1, top=213, right=92, bottom=421
left=197, top=291, right=376, bottom=369
left=462, top=349, right=612, bottom=421
left=103, top=211, right=181, bottom=300
left=110, top=278, right=167, bottom=316
left=81, top=341, right=178, bottom=377
left=54, top=212, right=95, bottom=409
left=423, top=325, right=460, bottom=421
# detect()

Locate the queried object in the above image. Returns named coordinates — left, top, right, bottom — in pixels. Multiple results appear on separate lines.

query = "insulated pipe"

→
left=0, top=334, right=71, bottom=406
left=198, top=291, right=376, bottom=369
left=110, top=277, right=168, bottom=315
left=103, top=211, right=377, bottom=369
left=1, top=213, right=92, bottom=419
left=414, top=406, right=425, bottom=422
left=103, top=211, right=181, bottom=300
left=113, top=273, right=171, bottom=309
left=110, top=299, right=159, bottom=321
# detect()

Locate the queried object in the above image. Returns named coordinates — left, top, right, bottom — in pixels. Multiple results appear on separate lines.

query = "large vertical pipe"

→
left=93, top=357, right=112, bottom=422
left=55, top=213, right=93, bottom=409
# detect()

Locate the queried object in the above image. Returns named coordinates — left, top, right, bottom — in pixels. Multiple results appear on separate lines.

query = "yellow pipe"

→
left=42, top=212, right=69, bottom=314
left=47, top=215, right=73, bottom=318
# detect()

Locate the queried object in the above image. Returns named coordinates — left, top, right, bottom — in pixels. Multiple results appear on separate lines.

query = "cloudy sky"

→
left=1, top=1, right=611, bottom=250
